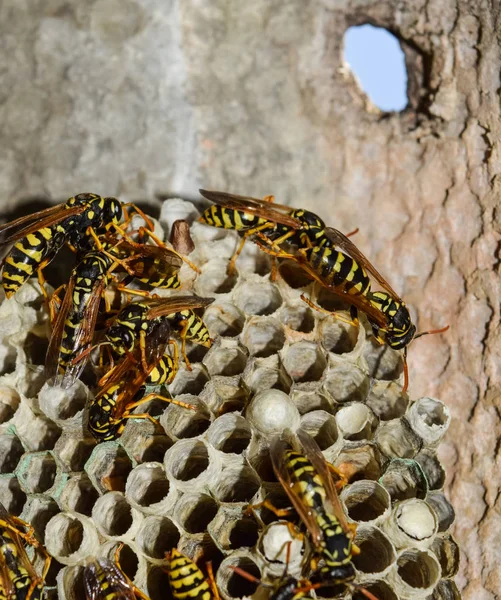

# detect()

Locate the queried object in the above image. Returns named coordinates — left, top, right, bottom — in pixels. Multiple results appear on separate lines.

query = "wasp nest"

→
left=0, top=199, right=459, bottom=600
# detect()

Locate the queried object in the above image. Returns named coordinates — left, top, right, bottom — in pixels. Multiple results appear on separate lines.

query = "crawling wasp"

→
left=88, top=319, right=196, bottom=442
left=0, top=193, right=125, bottom=300
left=45, top=232, right=186, bottom=388
left=105, top=295, right=214, bottom=371
left=83, top=545, right=150, bottom=600
left=257, top=227, right=448, bottom=393
left=198, top=190, right=326, bottom=274
left=0, top=501, right=50, bottom=600
left=262, top=431, right=378, bottom=600
left=165, top=548, right=218, bottom=600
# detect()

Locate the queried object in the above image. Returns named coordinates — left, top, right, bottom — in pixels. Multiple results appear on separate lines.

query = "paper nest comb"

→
left=0, top=198, right=459, bottom=600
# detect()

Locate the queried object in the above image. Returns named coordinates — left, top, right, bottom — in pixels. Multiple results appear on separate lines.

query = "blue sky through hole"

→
left=344, top=24, right=408, bottom=112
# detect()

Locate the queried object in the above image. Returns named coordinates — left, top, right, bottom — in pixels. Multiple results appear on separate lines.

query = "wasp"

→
left=0, top=502, right=51, bottom=600
left=83, top=544, right=150, bottom=600
left=263, top=431, right=378, bottom=600
left=165, top=548, right=218, bottom=600
left=257, top=227, right=448, bottom=393
left=105, top=295, right=214, bottom=371
left=198, top=190, right=328, bottom=274
left=0, top=193, right=128, bottom=300
left=88, top=319, right=196, bottom=442
left=45, top=232, right=186, bottom=388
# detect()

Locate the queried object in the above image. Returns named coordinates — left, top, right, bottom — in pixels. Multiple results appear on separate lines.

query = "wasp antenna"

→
left=349, top=584, right=380, bottom=600
left=228, top=565, right=265, bottom=586
left=414, top=324, right=450, bottom=340
left=402, top=348, right=409, bottom=394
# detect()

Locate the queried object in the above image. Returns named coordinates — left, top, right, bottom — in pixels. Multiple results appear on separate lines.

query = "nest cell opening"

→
left=116, top=543, right=140, bottom=582
left=170, top=364, right=210, bottom=396
left=62, top=566, right=86, bottom=600
left=204, top=345, right=248, bottom=377
left=126, top=464, right=170, bottom=507
left=352, top=580, right=398, bottom=600
left=0, top=435, right=24, bottom=473
left=300, top=411, right=339, bottom=450
left=0, top=386, right=21, bottom=423
left=212, top=465, right=260, bottom=503
left=93, top=493, right=133, bottom=537
left=397, top=550, right=440, bottom=589
left=343, top=25, right=408, bottom=112
left=177, top=493, right=218, bottom=534
left=242, top=317, right=285, bottom=358
left=343, top=481, right=390, bottom=522
left=229, top=517, right=260, bottom=550
left=47, top=514, right=85, bottom=558
left=336, top=403, right=376, bottom=441
left=280, top=304, right=315, bottom=333
left=233, top=280, right=283, bottom=315
left=168, top=440, right=210, bottom=482
left=431, top=535, right=460, bottom=578
left=364, top=339, right=403, bottom=381
left=87, top=446, right=133, bottom=494
left=278, top=260, right=314, bottom=289
left=319, top=317, right=358, bottom=354
left=207, top=414, right=252, bottom=454
left=137, top=516, right=180, bottom=560
left=225, top=557, right=261, bottom=598
left=162, top=400, right=211, bottom=438
left=147, top=566, right=174, bottom=600
left=415, top=451, right=445, bottom=491
left=57, top=437, right=96, bottom=473
left=204, top=302, right=246, bottom=337
left=283, top=342, right=327, bottom=382
left=197, top=266, right=238, bottom=295
left=0, top=477, right=26, bottom=515
left=323, top=363, right=370, bottom=403
left=415, top=397, right=449, bottom=428
left=379, top=458, right=428, bottom=501
left=352, top=526, right=396, bottom=574
left=63, top=476, right=99, bottom=516
left=17, top=452, right=57, bottom=494
left=366, top=381, right=408, bottom=421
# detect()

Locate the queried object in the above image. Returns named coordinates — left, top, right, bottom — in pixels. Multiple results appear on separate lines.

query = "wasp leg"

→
left=48, top=284, right=66, bottom=323
left=164, top=340, right=179, bottom=385
left=137, top=226, right=201, bottom=274
left=206, top=562, right=220, bottom=600
left=125, top=392, right=197, bottom=412
left=228, top=222, right=275, bottom=275
left=122, top=202, right=155, bottom=231
left=113, top=543, right=151, bottom=600
left=115, top=283, right=156, bottom=298
left=255, top=228, right=297, bottom=254
left=300, top=294, right=359, bottom=327
left=176, top=319, right=193, bottom=372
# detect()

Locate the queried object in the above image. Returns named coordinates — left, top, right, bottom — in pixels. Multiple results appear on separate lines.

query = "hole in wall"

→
left=344, top=24, right=408, bottom=112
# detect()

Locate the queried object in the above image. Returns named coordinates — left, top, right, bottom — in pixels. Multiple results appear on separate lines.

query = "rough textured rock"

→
left=0, top=2, right=498, bottom=598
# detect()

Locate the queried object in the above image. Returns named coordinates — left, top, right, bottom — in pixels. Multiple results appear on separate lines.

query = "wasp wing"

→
left=45, top=278, right=75, bottom=382
left=199, top=189, right=301, bottom=229
left=270, top=437, right=324, bottom=547
left=296, top=429, right=351, bottom=536
left=324, top=228, right=401, bottom=300
left=144, top=295, right=214, bottom=320
left=84, top=559, right=136, bottom=600
left=0, top=203, right=86, bottom=245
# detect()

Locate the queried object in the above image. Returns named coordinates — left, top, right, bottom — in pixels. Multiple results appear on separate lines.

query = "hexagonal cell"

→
left=431, top=534, right=460, bottom=579
left=233, top=279, right=283, bottom=316
left=38, top=380, right=89, bottom=425
left=366, top=380, right=409, bottom=421
left=54, top=433, right=96, bottom=473
left=120, top=421, right=173, bottom=464
left=323, top=362, right=370, bottom=403
left=0, top=475, right=26, bottom=515
left=59, top=565, right=86, bottom=600
left=407, top=397, right=451, bottom=447
left=279, top=303, right=315, bottom=334
left=290, top=386, right=331, bottom=414
left=390, top=549, right=441, bottom=596
left=16, top=413, right=61, bottom=452
left=352, top=525, right=396, bottom=576
left=379, top=458, right=428, bottom=501
left=209, top=508, right=260, bottom=554
left=318, top=316, right=359, bottom=355
left=203, top=302, right=246, bottom=337
left=146, top=565, right=175, bottom=600
left=174, top=492, right=218, bottom=534
left=195, top=259, right=238, bottom=295
left=376, top=418, right=422, bottom=459
left=92, top=492, right=139, bottom=539
left=216, top=553, right=260, bottom=600
left=415, top=451, right=445, bottom=491
left=20, top=495, right=60, bottom=543
left=341, top=480, right=391, bottom=524
left=125, top=463, right=171, bottom=513
left=243, top=356, right=292, bottom=395
left=160, top=397, right=211, bottom=439
left=333, top=442, right=383, bottom=481
left=15, top=451, right=65, bottom=496
left=98, top=541, right=141, bottom=584
left=211, top=464, right=261, bottom=504
left=203, top=338, right=248, bottom=377
left=430, top=579, right=462, bottom=600
left=352, top=580, right=398, bottom=600
left=241, top=317, right=285, bottom=358
left=206, top=414, right=252, bottom=455
left=59, top=474, right=99, bottom=516
left=258, top=521, right=304, bottom=574
left=277, top=260, right=314, bottom=290
left=168, top=363, right=210, bottom=396
left=0, top=386, right=21, bottom=423
left=85, top=443, right=133, bottom=495
left=335, top=403, right=378, bottom=441
left=200, top=375, right=250, bottom=415
left=246, top=389, right=300, bottom=435
left=385, top=499, right=437, bottom=550
left=0, top=434, right=24, bottom=473
left=45, top=512, right=100, bottom=566
left=363, top=338, right=403, bottom=381
left=136, top=515, right=180, bottom=563
left=164, top=439, right=221, bottom=492
left=427, top=491, right=455, bottom=532
left=299, top=410, right=340, bottom=451
left=282, top=341, right=327, bottom=382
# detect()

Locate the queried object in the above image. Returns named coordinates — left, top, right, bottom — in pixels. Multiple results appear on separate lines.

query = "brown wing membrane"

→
left=0, top=203, right=86, bottom=245
left=145, top=295, right=214, bottom=320
left=270, top=437, right=323, bottom=546
left=84, top=559, right=136, bottom=600
left=45, top=278, right=76, bottom=381
left=296, top=429, right=351, bottom=536
left=122, top=242, right=183, bottom=268
left=324, top=227, right=401, bottom=300
left=199, top=189, right=301, bottom=229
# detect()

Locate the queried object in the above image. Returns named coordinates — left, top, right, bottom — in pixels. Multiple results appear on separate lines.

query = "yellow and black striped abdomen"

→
left=283, top=450, right=327, bottom=513
left=88, top=387, right=124, bottom=442
left=0, top=530, right=43, bottom=600
left=167, top=549, right=211, bottom=600
left=146, top=353, right=177, bottom=386
left=168, top=310, right=212, bottom=348
left=200, top=205, right=264, bottom=231
left=128, top=256, right=181, bottom=290
left=305, top=247, right=371, bottom=297
left=2, top=225, right=66, bottom=298
left=83, top=558, right=137, bottom=600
